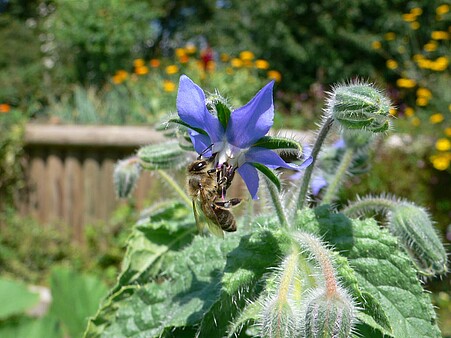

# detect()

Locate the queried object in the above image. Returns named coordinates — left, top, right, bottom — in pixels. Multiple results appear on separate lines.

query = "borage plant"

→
left=86, top=75, right=447, bottom=337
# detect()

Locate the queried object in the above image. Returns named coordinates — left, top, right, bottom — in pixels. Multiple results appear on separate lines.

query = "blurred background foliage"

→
left=0, top=0, right=450, bottom=335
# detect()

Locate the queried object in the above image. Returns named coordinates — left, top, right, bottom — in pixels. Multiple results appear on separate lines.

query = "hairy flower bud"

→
left=303, top=287, right=356, bottom=338
left=113, top=156, right=141, bottom=198
left=329, top=82, right=391, bottom=133
left=137, top=140, right=188, bottom=170
left=388, top=203, right=447, bottom=276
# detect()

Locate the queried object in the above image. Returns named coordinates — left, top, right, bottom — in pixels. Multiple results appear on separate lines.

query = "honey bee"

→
left=187, top=158, right=240, bottom=237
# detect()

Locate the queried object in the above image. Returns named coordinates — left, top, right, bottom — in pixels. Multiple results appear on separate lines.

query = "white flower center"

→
left=213, top=141, right=248, bottom=168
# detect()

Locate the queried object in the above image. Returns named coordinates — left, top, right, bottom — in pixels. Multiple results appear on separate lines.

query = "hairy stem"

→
left=157, top=169, right=191, bottom=206
left=321, top=148, right=354, bottom=205
left=297, top=116, right=334, bottom=210
left=342, top=195, right=395, bottom=218
left=265, top=177, right=289, bottom=229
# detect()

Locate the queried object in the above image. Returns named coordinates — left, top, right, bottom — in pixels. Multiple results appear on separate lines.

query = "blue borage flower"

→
left=174, top=75, right=312, bottom=199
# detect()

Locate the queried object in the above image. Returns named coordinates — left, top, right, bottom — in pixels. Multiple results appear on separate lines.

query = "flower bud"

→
left=113, top=156, right=141, bottom=198
left=388, top=203, right=447, bottom=276
left=329, top=83, right=391, bottom=133
left=303, top=287, right=356, bottom=338
left=137, top=140, right=187, bottom=170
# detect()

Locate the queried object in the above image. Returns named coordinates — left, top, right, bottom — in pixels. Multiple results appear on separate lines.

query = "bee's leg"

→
left=214, top=198, right=241, bottom=209
left=197, top=144, right=214, bottom=160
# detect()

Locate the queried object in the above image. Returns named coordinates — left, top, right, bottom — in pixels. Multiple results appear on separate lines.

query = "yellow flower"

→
left=371, top=41, right=382, bottom=49
left=135, top=65, right=149, bottom=75
left=396, top=78, right=416, bottom=88
left=410, top=22, right=420, bottom=30
left=165, top=65, right=179, bottom=75
left=445, top=127, right=451, bottom=137
left=133, top=58, right=145, bottom=68
left=436, top=4, right=449, bottom=15
left=267, top=70, right=282, bottom=82
left=404, top=107, right=414, bottom=117
left=431, top=31, right=449, bottom=40
left=163, top=80, right=176, bottom=92
left=149, top=59, right=160, bottom=68
left=0, top=103, right=11, bottom=113
left=430, top=56, right=449, bottom=71
left=384, top=32, right=396, bottom=41
left=416, top=97, right=428, bottom=106
left=416, top=58, right=432, bottom=69
left=226, top=67, right=234, bottom=75
left=402, top=13, right=416, bottom=22
left=430, top=113, right=444, bottom=124
left=185, top=44, right=197, bottom=54
left=410, top=7, right=423, bottom=16
left=411, top=116, right=421, bottom=126
left=423, top=41, right=438, bottom=52
left=239, top=51, right=255, bottom=61
left=175, top=48, right=186, bottom=58
left=416, top=87, right=432, bottom=99
left=230, top=58, right=243, bottom=68
left=112, top=70, right=128, bottom=84
left=386, top=59, right=398, bottom=69
left=389, top=108, right=397, bottom=116
left=430, top=154, right=450, bottom=170
left=413, top=54, right=425, bottom=61
left=255, top=59, right=270, bottom=70
left=436, top=138, right=451, bottom=151
left=220, top=53, right=230, bottom=62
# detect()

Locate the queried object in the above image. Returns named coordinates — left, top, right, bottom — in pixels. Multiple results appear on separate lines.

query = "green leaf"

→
left=114, top=202, right=195, bottom=291
left=49, top=267, right=108, bottom=338
left=313, top=205, right=354, bottom=252
left=0, top=278, right=40, bottom=320
left=252, top=162, right=281, bottom=191
left=253, top=135, right=302, bottom=152
left=0, top=316, right=62, bottom=338
left=346, top=218, right=441, bottom=338
left=85, top=235, right=241, bottom=337
left=197, top=230, right=290, bottom=337
left=216, top=101, right=231, bottom=128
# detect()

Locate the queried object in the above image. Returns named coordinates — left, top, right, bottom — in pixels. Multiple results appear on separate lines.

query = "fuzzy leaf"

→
left=346, top=218, right=441, bottom=338
left=114, top=202, right=196, bottom=292
left=85, top=235, right=241, bottom=337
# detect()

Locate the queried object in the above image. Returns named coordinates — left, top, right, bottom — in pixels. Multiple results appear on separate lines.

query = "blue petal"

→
left=226, top=81, right=275, bottom=148
left=245, top=147, right=299, bottom=170
left=188, top=130, right=213, bottom=156
left=177, top=75, right=224, bottom=142
left=311, top=174, right=327, bottom=195
left=237, top=163, right=260, bottom=200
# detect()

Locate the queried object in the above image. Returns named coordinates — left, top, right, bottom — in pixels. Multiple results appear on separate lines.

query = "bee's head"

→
left=188, top=160, right=208, bottom=173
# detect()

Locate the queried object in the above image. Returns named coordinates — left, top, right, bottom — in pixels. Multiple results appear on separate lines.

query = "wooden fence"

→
left=20, top=124, right=167, bottom=242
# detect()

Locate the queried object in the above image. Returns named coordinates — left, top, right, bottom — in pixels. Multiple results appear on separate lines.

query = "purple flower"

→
left=176, top=75, right=310, bottom=199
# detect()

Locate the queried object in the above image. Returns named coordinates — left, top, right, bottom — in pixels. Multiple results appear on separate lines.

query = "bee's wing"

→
left=193, top=196, right=224, bottom=239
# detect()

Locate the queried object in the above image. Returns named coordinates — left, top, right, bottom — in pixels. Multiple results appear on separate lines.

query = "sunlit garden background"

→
left=0, top=0, right=450, bottom=337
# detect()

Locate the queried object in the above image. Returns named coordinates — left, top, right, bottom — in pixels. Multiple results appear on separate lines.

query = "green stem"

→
left=157, top=169, right=191, bottom=206
left=321, top=148, right=354, bottom=205
left=297, top=116, right=334, bottom=209
left=342, top=196, right=395, bottom=218
left=265, top=177, right=289, bottom=229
